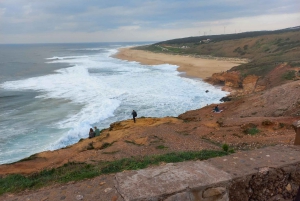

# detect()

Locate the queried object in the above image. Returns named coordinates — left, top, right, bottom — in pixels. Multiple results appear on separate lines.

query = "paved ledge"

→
left=2, top=145, right=300, bottom=201
left=206, top=145, right=300, bottom=179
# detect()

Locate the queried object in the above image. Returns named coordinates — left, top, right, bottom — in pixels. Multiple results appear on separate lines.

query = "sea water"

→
left=0, top=42, right=228, bottom=164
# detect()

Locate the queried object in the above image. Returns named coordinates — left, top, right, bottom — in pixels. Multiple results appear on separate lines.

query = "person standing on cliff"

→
left=132, top=110, right=137, bottom=123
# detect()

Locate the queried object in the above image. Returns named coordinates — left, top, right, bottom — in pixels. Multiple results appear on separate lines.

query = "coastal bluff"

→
left=2, top=145, right=300, bottom=201
left=1, top=30, right=300, bottom=200
left=1, top=74, right=299, bottom=201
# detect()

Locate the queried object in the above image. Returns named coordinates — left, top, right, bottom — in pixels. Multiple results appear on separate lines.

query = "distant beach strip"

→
left=113, top=47, right=247, bottom=79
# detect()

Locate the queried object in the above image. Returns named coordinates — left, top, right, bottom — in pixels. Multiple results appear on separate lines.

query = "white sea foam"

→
left=46, top=55, right=89, bottom=60
left=0, top=45, right=228, bottom=155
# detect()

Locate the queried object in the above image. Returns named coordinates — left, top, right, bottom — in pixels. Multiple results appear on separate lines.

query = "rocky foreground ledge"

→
left=2, top=145, right=300, bottom=201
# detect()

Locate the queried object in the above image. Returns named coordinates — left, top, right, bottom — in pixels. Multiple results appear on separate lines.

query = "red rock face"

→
left=206, top=63, right=300, bottom=97
left=208, top=71, right=241, bottom=88
left=242, top=75, right=259, bottom=94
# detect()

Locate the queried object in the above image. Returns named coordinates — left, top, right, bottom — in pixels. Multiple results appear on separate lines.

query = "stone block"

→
left=115, top=161, right=231, bottom=201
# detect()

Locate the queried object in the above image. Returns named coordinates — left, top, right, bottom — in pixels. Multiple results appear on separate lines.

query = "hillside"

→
left=136, top=27, right=300, bottom=89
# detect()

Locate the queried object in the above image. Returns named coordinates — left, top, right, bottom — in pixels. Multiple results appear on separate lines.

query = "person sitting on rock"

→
left=88, top=128, right=95, bottom=139
left=94, top=126, right=100, bottom=137
left=213, top=105, right=220, bottom=113
left=213, top=105, right=223, bottom=113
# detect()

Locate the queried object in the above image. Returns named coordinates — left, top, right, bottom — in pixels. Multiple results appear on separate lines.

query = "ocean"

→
left=0, top=42, right=228, bottom=165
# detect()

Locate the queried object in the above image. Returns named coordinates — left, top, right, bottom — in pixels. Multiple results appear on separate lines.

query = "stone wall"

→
left=115, top=146, right=300, bottom=201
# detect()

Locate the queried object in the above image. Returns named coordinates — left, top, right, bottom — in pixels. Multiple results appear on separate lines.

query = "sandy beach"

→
left=114, top=48, right=247, bottom=79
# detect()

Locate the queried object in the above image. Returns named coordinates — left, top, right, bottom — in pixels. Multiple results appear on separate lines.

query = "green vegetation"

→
left=221, top=143, right=234, bottom=153
left=136, top=28, right=300, bottom=81
left=0, top=150, right=229, bottom=195
left=222, top=144, right=229, bottom=152
left=289, top=61, right=300, bottom=67
left=245, top=127, right=260, bottom=135
left=282, top=70, right=296, bottom=80
left=156, top=145, right=168, bottom=149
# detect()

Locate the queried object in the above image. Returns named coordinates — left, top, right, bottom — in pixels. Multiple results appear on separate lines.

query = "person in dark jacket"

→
left=214, top=105, right=220, bottom=112
left=88, top=128, right=95, bottom=139
left=132, top=110, right=137, bottom=123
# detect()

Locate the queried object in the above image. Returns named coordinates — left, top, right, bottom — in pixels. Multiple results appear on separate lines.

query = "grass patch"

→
left=246, top=127, right=260, bottom=135
left=222, top=144, right=229, bottom=152
left=156, top=145, right=168, bottom=149
left=0, top=150, right=230, bottom=195
left=282, top=70, right=296, bottom=80
left=289, top=61, right=300, bottom=67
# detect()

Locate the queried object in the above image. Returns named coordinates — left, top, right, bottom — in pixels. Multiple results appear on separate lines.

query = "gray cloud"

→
left=0, top=0, right=299, bottom=43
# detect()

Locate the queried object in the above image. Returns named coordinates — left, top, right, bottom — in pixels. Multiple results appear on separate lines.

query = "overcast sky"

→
left=0, top=0, right=299, bottom=44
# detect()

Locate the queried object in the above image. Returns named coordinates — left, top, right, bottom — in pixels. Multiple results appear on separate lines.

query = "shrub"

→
left=282, top=71, right=296, bottom=80
left=246, top=127, right=260, bottom=135
left=222, top=144, right=229, bottom=152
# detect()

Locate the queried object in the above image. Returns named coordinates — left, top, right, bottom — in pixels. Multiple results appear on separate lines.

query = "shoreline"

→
left=113, top=47, right=247, bottom=80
